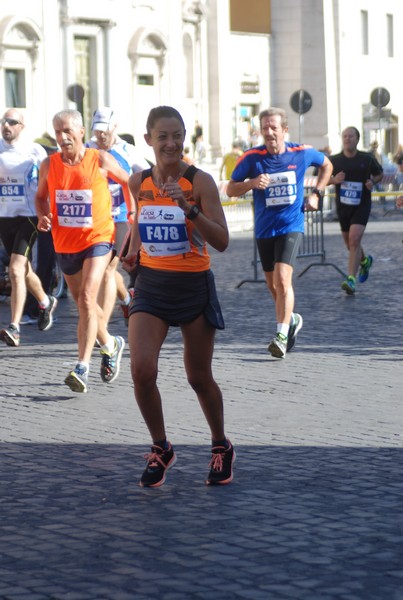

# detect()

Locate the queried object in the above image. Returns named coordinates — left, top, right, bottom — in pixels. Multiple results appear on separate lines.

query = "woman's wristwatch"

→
left=186, top=205, right=201, bottom=220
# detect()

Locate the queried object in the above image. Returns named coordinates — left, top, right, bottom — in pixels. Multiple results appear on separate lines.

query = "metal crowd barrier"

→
left=220, top=197, right=254, bottom=233
left=219, top=185, right=263, bottom=287
left=297, top=182, right=346, bottom=279
left=370, top=190, right=402, bottom=216
left=220, top=179, right=345, bottom=286
left=297, top=204, right=346, bottom=279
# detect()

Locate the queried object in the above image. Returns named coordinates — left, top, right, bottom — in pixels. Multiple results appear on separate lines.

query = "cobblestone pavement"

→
left=1, top=213, right=403, bottom=600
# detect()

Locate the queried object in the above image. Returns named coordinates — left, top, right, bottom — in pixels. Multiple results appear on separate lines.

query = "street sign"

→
left=66, top=84, right=85, bottom=119
left=67, top=83, right=85, bottom=104
left=370, top=87, right=390, bottom=109
left=290, top=89, right=312, bottom=142
left=290, top=89, right=313, bottom=115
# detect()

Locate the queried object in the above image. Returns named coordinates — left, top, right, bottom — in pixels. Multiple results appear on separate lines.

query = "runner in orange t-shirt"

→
left=35, top=109, right=130, bottom=393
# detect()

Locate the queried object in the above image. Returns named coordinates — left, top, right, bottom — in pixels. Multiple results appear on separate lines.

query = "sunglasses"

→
left=1, top=118, right=22, bottom=126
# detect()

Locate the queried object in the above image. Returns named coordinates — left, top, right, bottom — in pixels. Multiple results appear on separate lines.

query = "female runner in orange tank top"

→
left=123, top=106, right=235, bottom=488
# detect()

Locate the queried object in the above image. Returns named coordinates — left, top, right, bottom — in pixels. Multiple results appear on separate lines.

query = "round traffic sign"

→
left=290, top=89, right=312, bottom=115
left=370, top=87, right=390, bottom=108
left=67, top=83, right=85, bottom=103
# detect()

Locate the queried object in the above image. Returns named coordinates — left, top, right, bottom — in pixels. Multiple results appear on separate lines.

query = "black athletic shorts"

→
left=336, top=201, right=371, bottom=232
left=256, top=232, right=303, bottom=272
left=0, top=216, right=38, bottom=259
left=129, top=265, right=225, bottom=329
left=57, top=242, right=114, bottom=275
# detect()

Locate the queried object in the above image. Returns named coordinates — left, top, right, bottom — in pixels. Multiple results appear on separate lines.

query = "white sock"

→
left=277, top=323, right=289, bottom=337
left=101, top=336, right=115, bottom=354
left=76, top=361, right=89, bottom=373
left=38, top=295, right=50, bottom=309
left=120, top=292, right=131, bottom=306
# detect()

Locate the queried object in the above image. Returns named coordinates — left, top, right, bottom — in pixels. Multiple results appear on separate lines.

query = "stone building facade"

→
left=0, top=0, right=402, bottom=164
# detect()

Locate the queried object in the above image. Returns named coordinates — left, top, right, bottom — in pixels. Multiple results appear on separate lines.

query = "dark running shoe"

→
left=0, top=324, right=20, bottom=347
left=206, top=440, right=235, bottom=485
left=358, top=255, right=373, bottom=283
left=65, top=364, right=89, bottom=393
left=38, top=295, right=58, bottom=331
left=268, top=333, right=288, bottom=358
left=100, top=336, right=125, bottom=383
left=287, top=313, right=303, bottom=352
left=140, top=443, right=177, bottom=487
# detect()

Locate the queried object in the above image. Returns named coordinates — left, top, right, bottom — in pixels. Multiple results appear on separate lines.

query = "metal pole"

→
left=299, top=114, right=303, bottom=144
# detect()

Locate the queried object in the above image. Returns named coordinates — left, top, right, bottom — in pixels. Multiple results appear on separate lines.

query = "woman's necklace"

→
left=154, top=168, right=182, bottom=197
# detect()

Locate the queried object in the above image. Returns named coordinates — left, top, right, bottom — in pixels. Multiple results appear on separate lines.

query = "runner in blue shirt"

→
left=87, top=107, right=149, bottom=326
left=227, top=107, right=332, bottom=358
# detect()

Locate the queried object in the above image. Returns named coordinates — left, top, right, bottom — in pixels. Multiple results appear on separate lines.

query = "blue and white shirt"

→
left=231, top=142, right=325, bottom=238
left=0, top=139, right=47, bottom=218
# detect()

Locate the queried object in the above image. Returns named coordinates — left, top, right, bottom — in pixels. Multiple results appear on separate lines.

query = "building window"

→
left=137, top=75, right=154, bottom=85
left=387, top=14, right=394, bottom=57
left=74, top=36, right=94, bottom=130
left=5, top=69, right=26, bottom=107
left=361, top=10, right=369, bottom=55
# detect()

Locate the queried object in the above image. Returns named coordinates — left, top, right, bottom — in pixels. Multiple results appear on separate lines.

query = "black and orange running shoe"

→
left=206, top=440, right=235, bottom=485
left=140, top=443, right=177, bottom=487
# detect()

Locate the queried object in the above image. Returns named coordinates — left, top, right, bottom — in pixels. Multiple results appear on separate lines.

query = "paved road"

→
left=1, top=213, right=403, bottom=600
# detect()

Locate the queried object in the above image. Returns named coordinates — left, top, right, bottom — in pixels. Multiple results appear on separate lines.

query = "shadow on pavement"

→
left=1, top=443, right=402, bottom=599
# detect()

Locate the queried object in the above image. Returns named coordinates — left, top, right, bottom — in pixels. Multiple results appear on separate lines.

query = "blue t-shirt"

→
left=231, top=142, right=325, bottom=238
left=107, top=147, right=131, bottom=223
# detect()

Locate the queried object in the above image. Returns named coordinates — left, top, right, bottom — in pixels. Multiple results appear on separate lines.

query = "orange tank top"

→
left=138, top=166, right=210, bottom=272
left=47, top=148, right=114, bottom=253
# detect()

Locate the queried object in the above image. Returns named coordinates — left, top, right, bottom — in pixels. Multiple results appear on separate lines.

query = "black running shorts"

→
left=336, top=201, right=371, bottom=232
left=129, top=265, right=225, bottom=329
left=57, top=242, right=113, bottom=275
left=0, top=216, right=38, bottom=259
left=256, top=232, right=303, bottom=272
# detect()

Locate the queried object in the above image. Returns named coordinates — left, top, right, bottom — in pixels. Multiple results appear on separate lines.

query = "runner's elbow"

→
left=214, top=233, right=229, bottom=252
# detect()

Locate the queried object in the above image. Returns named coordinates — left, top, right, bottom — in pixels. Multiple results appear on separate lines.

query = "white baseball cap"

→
left=91, top=107, right=116, bottom=132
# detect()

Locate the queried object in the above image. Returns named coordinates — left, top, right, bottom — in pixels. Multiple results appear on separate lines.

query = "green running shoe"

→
left=358, top=255, right=373, bottom=283
left=268, top=332, right=288, bottom=358
left=287, top=313, right=303, bottom=352
left=341, top=275, right=356, bottom=295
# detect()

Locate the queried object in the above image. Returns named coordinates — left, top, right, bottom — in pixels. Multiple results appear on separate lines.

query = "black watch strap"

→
left=311, top=187, right=324, bottom=199
left=186, top=204, right=201, bottom=220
